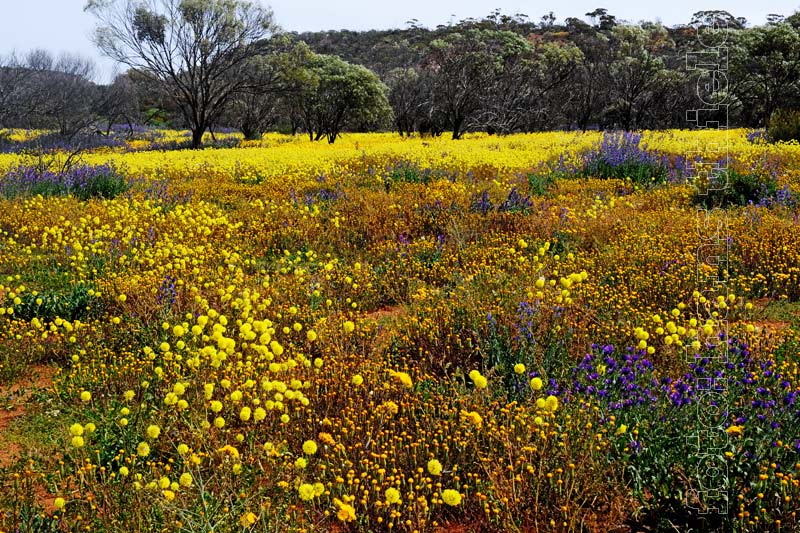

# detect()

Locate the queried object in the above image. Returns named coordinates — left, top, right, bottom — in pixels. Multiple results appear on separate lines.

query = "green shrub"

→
left=767, top=108, right=800, bottom=143
left=692, top=169, right=778, bottom=208
left=72, top=166, right=129, bottom=201
left=0, top=163, right=129, bottom=201
left=526, top=173, right=555, bottom=195
left=582, top=132, right=670, bottom=185
left=8, top=285, right=104, bottom=322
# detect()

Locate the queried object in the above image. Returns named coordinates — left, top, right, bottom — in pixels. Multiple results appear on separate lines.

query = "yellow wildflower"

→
left=427, top=459, right=443, bottom=476
left=385, top=487, right=401, bottom=504
left=545, top=395, right=559, bottom=412
left=441, top=489, right=462, bottom=506
left=302, top=440, right=318, bottom=455
left=298, top=483, right=315, bottom=501
left=146, top=425, right=161, bottom=439
left=240, top=512, right=257, bottom=527
left=137, top=442, right=150, bottom=457
left=389, top=370, right=413, bottom=388
left=335, top=498, right=356, bottom=522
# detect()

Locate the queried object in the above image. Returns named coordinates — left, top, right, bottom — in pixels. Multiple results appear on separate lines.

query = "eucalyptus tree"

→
left=423, top=29, right=531, bottom=139
left=729, top=22, right=800, bottom=125
left=385, top=67, right=428, bottom=136
left=603, top=24, right=676, bottom=130
left=280, top=48, right=391, bottom=143
left=85, top=0, right=278, bottom=147
left=0, top=50, right=100, bottom=136
left=0, top=53, right=29, bottom=128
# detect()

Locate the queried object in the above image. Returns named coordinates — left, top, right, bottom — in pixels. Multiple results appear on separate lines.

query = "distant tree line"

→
left=1, top=2, right=800, bottom=146
left=293, top=8, right=800, bottom=137
left=0, top=49, right=139, bottom=138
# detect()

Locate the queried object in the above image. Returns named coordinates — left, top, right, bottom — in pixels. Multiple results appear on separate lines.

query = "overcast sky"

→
left=1, top=0, right=799, bottom=82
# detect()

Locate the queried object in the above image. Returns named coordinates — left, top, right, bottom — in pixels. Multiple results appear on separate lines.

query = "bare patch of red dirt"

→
left=433, top=524, right=482, bottom=533
left=365, top=305, right=405, bottom=322
left=0, top=364, right=57, bottom=468
left=365, top=305, right=405, bottom=354
left=754, top=320, right=790, bottom=333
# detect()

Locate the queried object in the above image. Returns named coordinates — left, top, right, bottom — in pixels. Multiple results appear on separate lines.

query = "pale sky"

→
left=1, top=0, right=799, bottom=82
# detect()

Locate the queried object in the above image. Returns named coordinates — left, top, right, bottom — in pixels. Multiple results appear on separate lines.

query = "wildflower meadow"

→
left=0, top=128, right=799, bottom=532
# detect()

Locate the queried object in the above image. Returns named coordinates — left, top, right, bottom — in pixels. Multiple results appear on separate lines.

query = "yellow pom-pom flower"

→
left=146, top=425, right=161, bottom=439
left=335, top=499, right=356, bottom=522
left=545, top=395, right=559, bottom=412
left=302, top=440, right=318, bottom=455
left=137, top=442, right=150, bottom=457
left=385, top=487, right=401, bottom=504
left=240, top=512, right=257, bottom=527
left=441, top=489, right=462, bottom=506
left=389, top=370, right=413, bottom=388
left=298, top=483, right=316, bottom=501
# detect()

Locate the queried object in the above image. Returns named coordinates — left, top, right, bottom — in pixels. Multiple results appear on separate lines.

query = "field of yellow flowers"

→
left=0, top=129, right=799, bottom=532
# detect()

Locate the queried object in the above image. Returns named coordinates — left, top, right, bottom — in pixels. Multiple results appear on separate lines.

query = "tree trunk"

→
left=242, top=124, right=260, bottom=141
left=191, top=127, right=204, bottom=149
left=452, top=116, right=464, bottom=140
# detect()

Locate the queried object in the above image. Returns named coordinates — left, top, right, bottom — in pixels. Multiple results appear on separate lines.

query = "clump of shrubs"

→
left=691, top=169, right=782, bottom=208
left=581, top=132, right=670, bottom=184
left=381, top=159, right=453, bottom=190
left=9, top=285, right=103, bottom=322
left=767, top=108, right=800, bottom=143
left=0, top=163, right=129, bottom=200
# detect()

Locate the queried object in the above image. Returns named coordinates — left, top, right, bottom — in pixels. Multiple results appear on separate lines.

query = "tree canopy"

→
left=85, top=0, right=277, bottom=147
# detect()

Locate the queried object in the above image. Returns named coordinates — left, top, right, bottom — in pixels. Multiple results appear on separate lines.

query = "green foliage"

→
left=526, top=172, right=555, bottom=195
left=692, top=170, right=778, bottom=208
left=731, top=22, right=800, bottom=125
left=8, top=285, right=104, bottom=322
left=767, top=107, right=800, bottom=143
left=0, top=164, right=129, bottom=201
left=73, top=169, right=129, bottom=201
left=584, top=159, right=668, bottom=184
left=480, top=318, right=527, bottom=399
left=580, top=133, right=670, bottom=185
left=381, top=160, right=452, bottom=190
left=278, top=44, right=392, bottom=143
left=387, top=160, right=432, bottom=185
left=144, top=107, right=172, bottom=128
